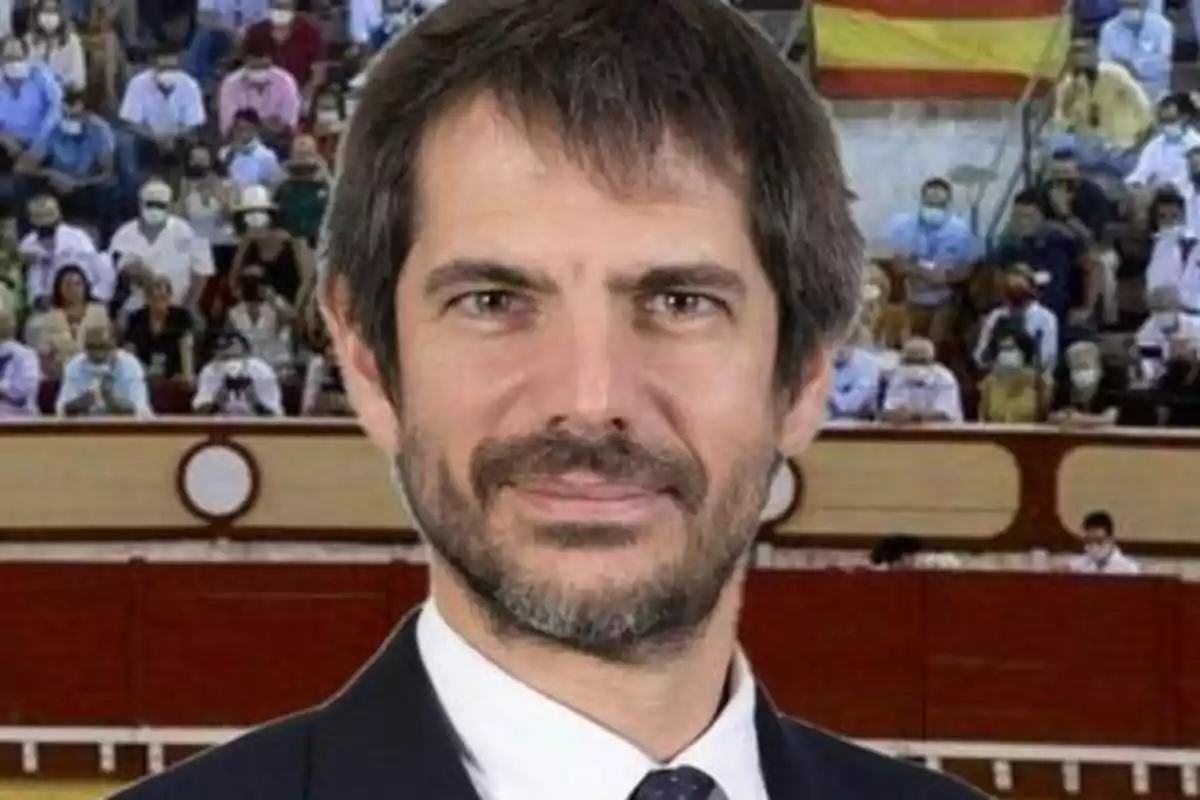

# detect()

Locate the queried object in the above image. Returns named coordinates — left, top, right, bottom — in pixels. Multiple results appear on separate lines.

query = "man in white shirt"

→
left=114, top=2, right=984, bottom=799
left=1126, top=95, right=1200, bottom=191
left=881, top=337, right=964, bottom=423
left=1134, top=284, right=1200, bottom=382
left=1068, top=510, right=1141, bottom=575
left=110, top=179, right=214, bottom=316
left=118, top=45, right=206, bottom=176
left=19, top=193, right=112, bottom=308
left=974, top=268, right=1059, bottom=372
left=191, top=329, right=283, bottom=417
left=0, top=306, right=39, bottom=417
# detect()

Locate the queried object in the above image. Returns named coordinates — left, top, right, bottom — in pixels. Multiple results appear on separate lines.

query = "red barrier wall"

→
left=1, top=563, right=1195, bottom=746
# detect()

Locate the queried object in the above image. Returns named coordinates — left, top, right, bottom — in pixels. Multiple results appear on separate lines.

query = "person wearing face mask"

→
left=1133, top=284, right=1200, bottom=384
left=1126, top=95, right=1200, bottom=192
left=23, top=0, right=85, bottom=90
left=1098, top=0, right=1173, bottom=101
left=227, top=184, right=312, bottom=312
left=219, top=108, right=285, bottom=190
left=1049, top=340, right=1123, bottom=427
left=883, top=177, right=981, bottom=350
left=273, top=134, right=329, bottom=246
left=1051, top=37, right=1152, bottom=177
left=977, top=333, right=1050, bottom=424
left=17, top=192, right=110, bottom=310
left=118, top=45, right=206, bottom=178
left=974, top=266, right=1059, bottom=372
left=825, top=323, right=883, bottom=422
left=13, top=89, right=115, bottom=233
left=192, top=326, right=284, bottom=417
left=217, top=40, right=300, bottom=146
left=1143, top=188, right=1200, bottom=310
left=0, top=35, right=64, bottom=174
left=880, top=336, right=963, bottom=424
left=243, top=0, right=326, bottom=90
left=1068, top=511, right=1140, bottom=575
left=110, top=179, right=215, bottom=321
left=179, top=146, right=236, bottom=259
left=227, top=260, right=296, bottom=375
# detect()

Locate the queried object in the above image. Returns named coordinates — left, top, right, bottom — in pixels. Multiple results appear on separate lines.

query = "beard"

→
left=394, top=426, right=774, bottom=663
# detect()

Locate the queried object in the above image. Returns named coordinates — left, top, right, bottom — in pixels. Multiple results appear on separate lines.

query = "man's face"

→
left=1048, top=158, right=1080, bottom=185
left=28, top=200, right=60, bottom=231
left=1, top=40, right=25, bottom=69
left=920, top=185, right=950, bottom=211
left=1082, top=526, right=1114, bottom=560
left=1159, top=202, right=1184, bottom=228
left=333, top=96, right=827, bottom=658
left=1159, top=106, right=1181, bottom=128
left=1120, top=0, right=1144, bottom=11
left=232, top=120, right=256, bottom=145
left=1070, top=40, right=1097, bottom=71
left=1010, top=204, right=1042, bottom=237
left=84, top=330, right=113, bottom=365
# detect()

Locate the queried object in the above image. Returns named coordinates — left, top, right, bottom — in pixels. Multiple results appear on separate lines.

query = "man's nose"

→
left=537, top=312, right=637, bottom=435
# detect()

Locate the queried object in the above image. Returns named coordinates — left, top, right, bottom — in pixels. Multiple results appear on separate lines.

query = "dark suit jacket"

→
left=111, top=614, right=988, bottom=799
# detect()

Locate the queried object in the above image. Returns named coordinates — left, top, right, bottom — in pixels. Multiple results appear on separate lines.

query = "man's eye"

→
left=643, top=292, right=723, bottom=318
left=448, top=290, right=526, bottom=318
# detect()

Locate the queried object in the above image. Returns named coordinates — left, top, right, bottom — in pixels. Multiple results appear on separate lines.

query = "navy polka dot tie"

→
left=628, top=765, right=721, bottom=799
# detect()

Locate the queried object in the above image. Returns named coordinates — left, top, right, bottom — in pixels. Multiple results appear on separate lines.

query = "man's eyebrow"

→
left=609, top=263, right=747, bottom=297
left=422, top=259, right=557, bottom=297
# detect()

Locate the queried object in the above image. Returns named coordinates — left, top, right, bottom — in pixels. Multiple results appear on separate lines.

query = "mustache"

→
left=469, top=429, right=707, bottom=513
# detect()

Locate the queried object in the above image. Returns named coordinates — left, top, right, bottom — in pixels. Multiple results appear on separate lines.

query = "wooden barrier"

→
left=4, top=419, right=1200, bottom=554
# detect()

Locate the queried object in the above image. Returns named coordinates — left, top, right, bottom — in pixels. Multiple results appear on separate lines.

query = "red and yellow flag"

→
left=813, top=0, right=1070, bottom=99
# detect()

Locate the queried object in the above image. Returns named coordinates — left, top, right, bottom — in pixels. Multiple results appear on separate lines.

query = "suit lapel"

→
left=306, top=611, right=484, bottom=800
left=755, top=687, right=812, bottom=799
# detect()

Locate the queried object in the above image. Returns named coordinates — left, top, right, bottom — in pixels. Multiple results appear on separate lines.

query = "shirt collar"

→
left=416, top=600, right=766, bottom=800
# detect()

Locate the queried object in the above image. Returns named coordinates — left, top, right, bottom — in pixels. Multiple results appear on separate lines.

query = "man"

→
left=0, top=305, right=39, bottom=417
left=192, top=328, right=283, bottom=416
left=1098, top=0, right=1173, bottom=101
left=0, top=35, right=63, bottom=176
left=1068, top=510, right=1141, bottom=575
left=881, top=336, right=964, bottom=423
left=883, top=176, right=980, bottom=348
left=217, top=38, right=301, bottom=144
left=117, top=45, right=206, bottom=178
left=1126, top=95, right=1200, bottom=191
left=185, top=0, right=270, bottom=86
left=219, top=108, right=284, bottom=189
left=1144, top=188, right=1200, bottom=309
left=18, top=194, right=112, bottom=309
left=55, top=322, right=151, bottom=416
left=14, top=89, right=115, bottom=230
left=115, top=1, right=982, bottom=799
left=109, top=179, right=214, bottom=317
left=1037, top=150, right=1116, bottom=242
left=974, top=267, right=1059, bottom=372
left=826, top=340, right=882, bottom=421
left=242, top=0, right=326, bottom=92
left=995, top=189, right=1094, bottom=323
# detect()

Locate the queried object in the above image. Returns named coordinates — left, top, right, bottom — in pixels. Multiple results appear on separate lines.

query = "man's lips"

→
left=514, top=472, right=663, bottom=502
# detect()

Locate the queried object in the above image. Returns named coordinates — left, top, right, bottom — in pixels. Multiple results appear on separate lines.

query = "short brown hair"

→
left=320, top=0, right=862, bottom=392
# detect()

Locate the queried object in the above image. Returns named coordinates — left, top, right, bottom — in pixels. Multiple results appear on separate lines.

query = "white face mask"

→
left=904, top=363, right=933, bottom=385
left=60, top=118, right=82, bottom=135
left=1159, top=223, right=1183, bottom=238
left=38, top=12, right=61, bottom=31
left=154, top=69, right=179, bottom=88
left=244, top=211, right=271, bottom=229
left=245, top=67, right=271, bottom=84
left=1070, top=367, right=1100, bottom=388
left=141, top=206, right=167, bottom=226
left=316, top=109, right=342, bottom=127
left=269, top=8, right=294, bottom=25
left=1085, top=541, right=1114, bottom=564
left=3, top=60, right=29, bottom=80
left=995, top=349, right=1025, bottom=370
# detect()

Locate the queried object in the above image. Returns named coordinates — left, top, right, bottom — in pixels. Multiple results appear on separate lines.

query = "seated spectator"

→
left=273, top=133, right=329, bottom=246
left=1049, top=340, right=1124, bottom=427
left=242, top=0, right=325, bottom=94
left=1134, top=284, right=1200, bottom=383
left=1180, top=146, right=1200, bottom=232
left=306, top=84, right=346, bottom=164
left=977, top=333, right=1052, bottom=424
left=1051, top=37, right=1152, bottom=177
left=1036, top=150, right=1116, bottom=244
left=826, top=332, right=882, bottom=422
left=23, top=262, right=107, bottom=374
left=0, top=208, right=22, bottom=315
left=228, top=183, right=312, bottom=306
left=111, top=179, right=214, bottom=321
left=880, top=336, right=963, bottom=423
left=0, top=36, right=63, bottom=177
left=14, top=88, right=114, bottom=229
left=883, top=176, right=980, bottom=349
left=217, top=38, right=300, bottom=148
left=123, top=274, right=194, bottom=380
left=994, top=189, right=1093, bottom=323
left=192, top=327, right=283, bottom=417
left=1068, top=510, right=1140, bottom=575
left=76, top=0, right=125, bottom=114
left=301, top=339, right=351, bottom=416
left=220, top=109, right=284, bottom=190
left=24, top=0, right=85, bottom=90
left=18, top=193, right=110, bottom=309
left=351, top=0, right=441, bottom=55
left=227, top=260, right=295, bottom=375
left=1150, top=331, right=1200, bottom=424
left=1126, top=95, right=1200, bottom=192
left=0, top=305, right=39, bottom=416
left=117, top=44, right=205, bottom=178
left=1143, top=187, right=1200, bottom=308
left=1098, top=0, right=1172, bottom=101
left=974, top=266, right=1058, bottom=372
left=184, top=0, right=264, bottom=88
left=178, top=143, right=235, bottom=253
left=55, top=320, right=151, bottom=416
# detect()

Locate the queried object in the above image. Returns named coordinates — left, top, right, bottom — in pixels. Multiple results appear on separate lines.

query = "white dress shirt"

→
left=110, top=215, right=215, bottom=308
left=1146, top=228, right=1200, bottom=311
left=1126, top=128, right=1200, bottom=189
left=416, top=601, right=770, bottom=800
left=192, top=356, right=283, bottom=416
left=882, top=362, right=964, bottom=422
left=19, top=222, right=114, bottom=304
left=1068, top=545, right=1141, bottom=575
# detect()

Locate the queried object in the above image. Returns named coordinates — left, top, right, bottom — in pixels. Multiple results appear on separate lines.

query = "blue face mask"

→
left=1120, top=7, right=1145, bottom=26
left=1163, top=122, right=1184, bottom=140
left=918, top=205, right=948, bottom=227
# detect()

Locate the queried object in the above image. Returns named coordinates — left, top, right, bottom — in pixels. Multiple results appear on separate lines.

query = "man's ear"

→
left=778, top=347, right=832, bottom=457
left=321, top=278, right=401, bottom=451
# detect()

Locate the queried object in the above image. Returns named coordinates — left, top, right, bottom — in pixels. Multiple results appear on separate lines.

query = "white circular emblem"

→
left=181, top=444, right=254, bottom=519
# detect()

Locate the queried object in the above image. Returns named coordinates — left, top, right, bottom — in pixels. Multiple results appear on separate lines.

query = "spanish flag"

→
left=813, top=0, right=1070, bottom=99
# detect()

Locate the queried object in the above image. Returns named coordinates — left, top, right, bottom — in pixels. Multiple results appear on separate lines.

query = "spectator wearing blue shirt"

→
left=55, top=321, right=152, bottom=417
left=995, top=189, right=1095, bottom=324
left=1098, top=0, right=1173, bottom=101
left=0, top=35, right=63, bottom=176
left=220, top=109, right=284, bottom=189
left=827, top=345, right=882, bottom=421
left=13, top=89, right=115, bottom=232
left=884, top=177, right=981, bottom=350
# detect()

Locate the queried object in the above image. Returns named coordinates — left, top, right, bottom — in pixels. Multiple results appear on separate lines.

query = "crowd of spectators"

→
left=828, top=0, right=1200, bottom=429
left=0, top=0, right=437, bottom=418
